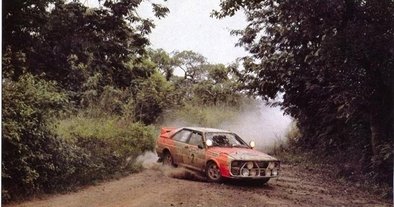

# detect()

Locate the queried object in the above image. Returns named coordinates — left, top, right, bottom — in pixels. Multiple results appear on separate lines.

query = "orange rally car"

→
left=155, top=127, right=280, bottom=183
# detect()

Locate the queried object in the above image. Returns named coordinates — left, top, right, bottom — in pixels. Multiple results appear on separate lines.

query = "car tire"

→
left=162, top=151, right=175, bottom=167
left=206, top=161, right=222, bottom=182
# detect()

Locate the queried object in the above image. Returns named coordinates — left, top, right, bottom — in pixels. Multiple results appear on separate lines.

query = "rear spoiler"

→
left=160, top=127, right=177, bottom=138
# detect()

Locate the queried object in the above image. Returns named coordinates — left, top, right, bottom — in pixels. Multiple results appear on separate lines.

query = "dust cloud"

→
left=135, top=151, right=161, bottom=169
left=219, top=101, right=293, bottom=152
left=135, top=151, right=205, bottom=181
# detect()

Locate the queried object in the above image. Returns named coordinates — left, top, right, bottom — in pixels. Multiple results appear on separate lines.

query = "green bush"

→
left=79, top=71, right=174, bottom=125
left=56, top=116, right=156, bottom=175
left=2, top=73, right=68, bottom=201
left=2, top=74, right=156, bottom=203
left=131, top=72, right=174, bottom=124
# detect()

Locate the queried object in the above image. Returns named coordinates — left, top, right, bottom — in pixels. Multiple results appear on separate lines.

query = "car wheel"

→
left=206, top=161, right=222, bottom=182
left=162, top=151, right=174, bottom=166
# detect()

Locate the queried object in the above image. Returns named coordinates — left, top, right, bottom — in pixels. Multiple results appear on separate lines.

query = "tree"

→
left=148, top=49, right=175, bottom=81
left=131, top=71, right=174, bottom=124
left=146, top=50, right=244, bottom=107
left=215, top=0, right=393, bottom=181
left=193, top=64, right=242, bottom=106
left=2, top=0, right=170, bottom=200
left=3, top=0, right=169, bottom=101
left=173, top=50, right=208, bottom=81
left=2, top=0, right=60, bottom=78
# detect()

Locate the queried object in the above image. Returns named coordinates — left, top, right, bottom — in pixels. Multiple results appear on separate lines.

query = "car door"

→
left=184, top=131, right=206, bottom=171
left=171, top=129, right=192, bottom=165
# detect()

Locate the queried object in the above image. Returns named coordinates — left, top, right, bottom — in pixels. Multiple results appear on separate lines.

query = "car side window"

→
left=172, top=130, right=192, bottom=143
left=188, top=132, right=203, bottom=146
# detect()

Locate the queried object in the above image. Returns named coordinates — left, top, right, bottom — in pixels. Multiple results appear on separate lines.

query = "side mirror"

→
left=249, top=141, right=256, bottom=149
left=206, top=139, right=213, bottom=147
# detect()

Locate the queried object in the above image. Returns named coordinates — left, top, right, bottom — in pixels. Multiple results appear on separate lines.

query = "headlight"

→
left=272, top=169, right=278, bottom=176
left=246, top=161, right=254, bottom=169
left=268, top=162, right=275, bottom=169
left=249, top=169, right=257, bottom=176
left=241, top=168, right=250, bottom=176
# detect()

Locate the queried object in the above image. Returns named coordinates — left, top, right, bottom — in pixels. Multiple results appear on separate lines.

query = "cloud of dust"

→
left=135, top=151, right=161, bottom=169
left=135, top=151, right=205, bottom=181
left=219, top=101, right=293, bottom=151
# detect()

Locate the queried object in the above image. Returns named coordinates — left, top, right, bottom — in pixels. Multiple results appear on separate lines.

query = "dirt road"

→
left=6, top=163, right=391, bottom=207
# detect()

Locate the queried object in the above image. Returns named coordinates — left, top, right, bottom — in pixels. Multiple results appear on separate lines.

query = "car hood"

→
left=208, top=147, right=278, bottom=161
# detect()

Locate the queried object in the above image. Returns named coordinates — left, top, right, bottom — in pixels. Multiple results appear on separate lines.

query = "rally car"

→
left=155, top=127, right=280, bottom=183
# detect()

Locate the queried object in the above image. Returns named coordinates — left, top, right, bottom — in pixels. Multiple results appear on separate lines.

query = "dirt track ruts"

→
left=6, top=163, right=391, bottom=207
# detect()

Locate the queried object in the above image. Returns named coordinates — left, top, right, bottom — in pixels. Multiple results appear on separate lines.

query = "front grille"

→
left=231, top=167, right=240, bottom=175
left=256, top=161, right=269, bottom=168
left=230, top=160, right=279, bottom=177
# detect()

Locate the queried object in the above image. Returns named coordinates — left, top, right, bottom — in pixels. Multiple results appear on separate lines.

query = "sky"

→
left=138, top=0, right=249, bottom=65
left=85, top=0, right=249, bottom=65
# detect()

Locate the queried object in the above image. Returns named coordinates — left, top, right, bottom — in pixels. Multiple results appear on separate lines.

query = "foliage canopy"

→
left=215, top=0, right=393, bottom=184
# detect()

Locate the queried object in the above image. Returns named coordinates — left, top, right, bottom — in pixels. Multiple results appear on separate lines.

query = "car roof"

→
left=182, top=127, right=232, bottom=133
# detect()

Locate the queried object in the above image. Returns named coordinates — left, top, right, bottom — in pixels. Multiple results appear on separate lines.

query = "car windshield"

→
left=205, top=132, right=249, bottom=148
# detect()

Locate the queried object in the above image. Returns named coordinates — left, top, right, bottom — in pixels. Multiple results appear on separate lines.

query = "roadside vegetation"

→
left=2, top=0, right=245, bottom=202
left=2, top=0, right=392, bottom=204
left=269, top=123, right=392, bottom=199
left=215, top=0, right=393, bottom=200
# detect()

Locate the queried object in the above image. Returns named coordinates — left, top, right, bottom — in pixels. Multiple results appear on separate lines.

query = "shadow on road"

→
left=224, top=179, right=276, bottom=189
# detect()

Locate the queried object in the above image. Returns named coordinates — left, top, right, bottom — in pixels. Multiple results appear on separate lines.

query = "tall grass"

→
left=56, top=116, right=156, bottom=155
left=49, top=115, right=157, bottom=191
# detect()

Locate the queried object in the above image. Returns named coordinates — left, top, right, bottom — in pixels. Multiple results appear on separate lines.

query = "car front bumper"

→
left=228, top=160, right=280, bottom=179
